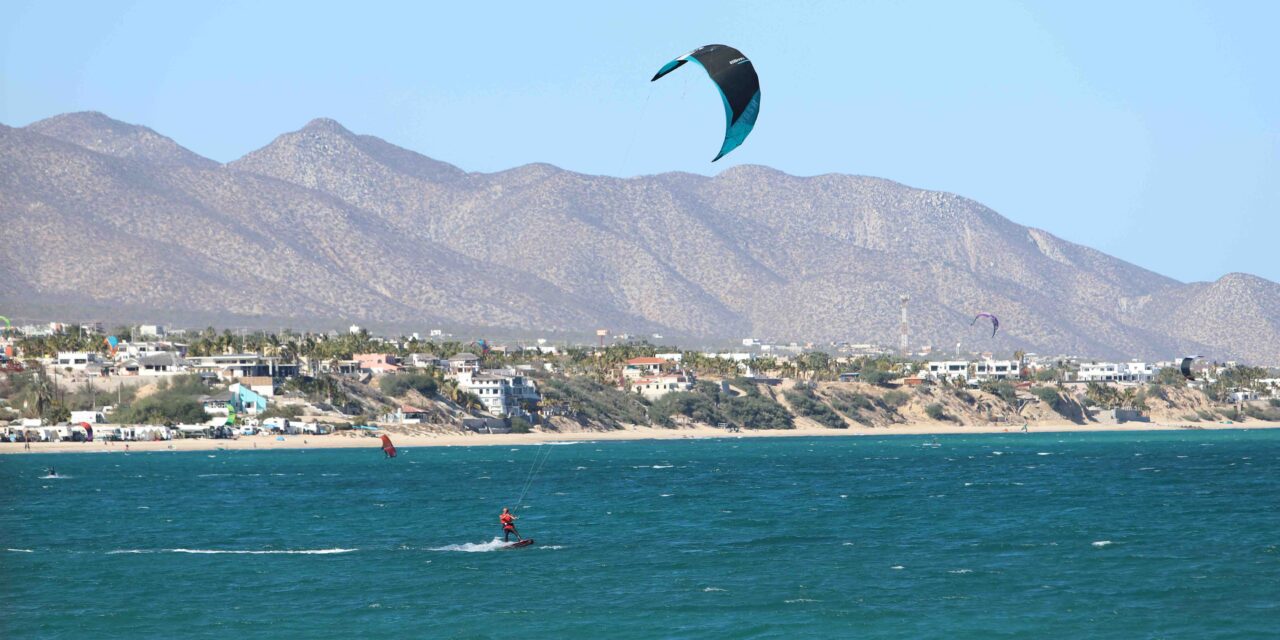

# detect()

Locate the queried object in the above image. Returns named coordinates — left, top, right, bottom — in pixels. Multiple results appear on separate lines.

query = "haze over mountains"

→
left=2, top=112, right=1278, bottom=363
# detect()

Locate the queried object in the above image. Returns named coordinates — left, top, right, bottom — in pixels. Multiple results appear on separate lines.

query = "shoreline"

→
left=3, top=421, right=1277, bottom=455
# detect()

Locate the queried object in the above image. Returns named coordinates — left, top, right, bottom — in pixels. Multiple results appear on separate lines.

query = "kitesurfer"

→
left=500, top=507, right=521, bottom=542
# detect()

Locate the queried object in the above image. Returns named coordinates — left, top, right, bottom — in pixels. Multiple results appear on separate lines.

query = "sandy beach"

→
left=4, top=420, right=1277, bottom=455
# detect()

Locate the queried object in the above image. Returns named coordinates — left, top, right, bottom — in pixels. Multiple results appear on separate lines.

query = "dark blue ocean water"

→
left=2, top=430, right=1278, bottom=639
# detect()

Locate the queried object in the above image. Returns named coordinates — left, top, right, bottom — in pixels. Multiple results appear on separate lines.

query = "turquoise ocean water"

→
left=2, top=430, right=1278, bottom=638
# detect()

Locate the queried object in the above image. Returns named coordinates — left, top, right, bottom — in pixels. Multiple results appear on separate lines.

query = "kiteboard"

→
left=503, top=539, right=535, bottom=549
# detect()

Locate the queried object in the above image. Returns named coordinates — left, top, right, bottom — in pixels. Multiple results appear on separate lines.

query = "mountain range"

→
left=2, top=111, right=1278, bottom=363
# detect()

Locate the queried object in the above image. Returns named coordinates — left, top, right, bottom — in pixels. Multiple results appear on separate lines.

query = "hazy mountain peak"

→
left=25, top=111, right=216, bottom=168
left=299, top=117, right=354, bottom=136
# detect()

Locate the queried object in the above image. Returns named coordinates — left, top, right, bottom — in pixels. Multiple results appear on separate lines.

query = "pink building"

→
left=354, top=353, right=401, bottom=374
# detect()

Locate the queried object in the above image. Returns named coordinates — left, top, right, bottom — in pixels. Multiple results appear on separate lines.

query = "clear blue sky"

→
left=3, top=1, right=1276, bottom=283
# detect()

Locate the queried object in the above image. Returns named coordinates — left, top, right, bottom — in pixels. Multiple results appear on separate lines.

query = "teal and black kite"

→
left=652, top=44, right=761, bottom=161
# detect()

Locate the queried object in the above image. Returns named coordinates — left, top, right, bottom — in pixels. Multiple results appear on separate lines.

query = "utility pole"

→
left=898, top=295, right=910, bottom=356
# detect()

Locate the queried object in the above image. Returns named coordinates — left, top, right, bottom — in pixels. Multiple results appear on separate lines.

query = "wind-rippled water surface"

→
left=3, top=430, right=1278, bottom=639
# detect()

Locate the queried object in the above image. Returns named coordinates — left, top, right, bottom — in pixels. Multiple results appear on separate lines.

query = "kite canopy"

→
left=1179, top=355, right=1201, bottom=381
left=380, top=434, right=397, bottom=458
left=652, top=44, right=761, bottom=161
left=970, top=313, right=1000, bottom=338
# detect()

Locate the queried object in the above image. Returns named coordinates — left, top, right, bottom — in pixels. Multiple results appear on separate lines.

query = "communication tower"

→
left=898, top=295, right=910, bottom=355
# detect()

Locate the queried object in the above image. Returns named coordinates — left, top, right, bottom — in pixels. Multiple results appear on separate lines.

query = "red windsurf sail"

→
left=380, top=434, right=397, bottom=458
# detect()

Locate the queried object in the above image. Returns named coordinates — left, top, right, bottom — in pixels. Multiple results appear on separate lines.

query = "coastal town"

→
left=3, top=319, right=1279, bottom=450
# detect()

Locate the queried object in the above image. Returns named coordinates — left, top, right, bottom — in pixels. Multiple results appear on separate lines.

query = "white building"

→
left=138, top=325, right=166, bottom=338
left=55, top=351, right=100, bottom=370
left=973, top=360, right=1021, bottom=382
left=447, top=352, right=481, bottom=375
left=456, top=371, right=540, bottom=418
left=1077, top=362, right=1155, bottom=383
left=925, top=360, right=970, bottom=382
left=631, top=373, right=695, bottom=400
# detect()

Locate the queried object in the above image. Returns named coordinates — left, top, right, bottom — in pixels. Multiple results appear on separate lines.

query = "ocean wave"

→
left=785, top=598, right=820, bottom=603
left=891, top=565, right=905, bottom=570
left=6, top=548, right=34, bottom=553
left=651, top=465, right=673, bottom=469
left=1091, top=540, right=1113, bottom=548
left=702, top=587, right=726, bottom=592
left=948, top=569, right=973, bottom=574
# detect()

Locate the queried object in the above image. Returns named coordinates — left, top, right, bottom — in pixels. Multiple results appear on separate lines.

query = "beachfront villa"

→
left=354, top=353, right=401, bottom=374
left=622, top=357, right=674, bottom=380
left=1077, top=361, right=1156, bottom=383
left=455, top=370, right=539, bottom=418
left=631, top=373, right=696, bottom=400
left=228, top=382, right=269, bottom=414
left=972, top=359, right=1022, bottom=382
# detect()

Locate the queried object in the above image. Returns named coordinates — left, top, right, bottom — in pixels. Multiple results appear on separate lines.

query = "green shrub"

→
left=925, top=403, right=947, bottom=421
left=260, top=404, right=304, bottom=420
left=1182, top=413, right=1200, bottom=422
left=784, top=388, right=846, bottom=429
left=509, top=417, right=532, bottom=433
left=1244, top=405, right=1280, bottom=421
left=541, top=378, right=649, bottom=428
left=378, top=372, right=439, bottom=397
left=1220, top=407, right=1240, bottom=421
left=955, top=390, right=976, bottom=405
left=647, top=392, right=723, bottom=427
left=1031, top=386, right=1060, bottom=404
left=723, top=393, right=793, bottom=430
left=1270, top=399, right=1280, bottom=408
left=115, top=395, right=207, bottom=425
left=980, top=381, right=1017, bottom=406
left=861, top=369, right=895, bottom=387
left=881, top=390, right=909, bottom=408
left=1195, top=409, right=1217, bottom=421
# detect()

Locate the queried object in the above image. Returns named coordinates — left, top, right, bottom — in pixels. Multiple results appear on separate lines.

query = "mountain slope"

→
left=2, top=113, right=1277, bottom=362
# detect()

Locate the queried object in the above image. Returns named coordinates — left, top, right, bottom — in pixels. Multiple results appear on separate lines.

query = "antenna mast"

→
left=898, top=295, right=910, bottom=356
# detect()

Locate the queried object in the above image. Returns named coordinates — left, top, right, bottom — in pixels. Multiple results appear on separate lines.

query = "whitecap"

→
left=842, top=542, right=855, bottom=546
left=652, top=465, right=673, bottom=469
left=1036, top=452, right=1052, bottom=456
left=703, top=587, right=726, bottom=592
left=166, top=548, right=356, bottom=555
left=540, top=545, right=564, bottom=550
left=785, top=598, right=820, bottom=603
left=891, top=565, right=905, bottom=570
left=839, top=494, right=847, bottom=498
left=660, top=494, right=673, bottom=497
left=1091, top=540, right=1113, bottom=548
left=948, top=569, right=973, bottom=574
left=992, top=451, right=1004, bottom=455
left=6, top=548, right=34, bottom=553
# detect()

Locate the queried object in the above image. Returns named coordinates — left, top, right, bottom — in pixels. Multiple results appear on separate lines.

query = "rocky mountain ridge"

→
left=3, top=112, right=1277, bottom=363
